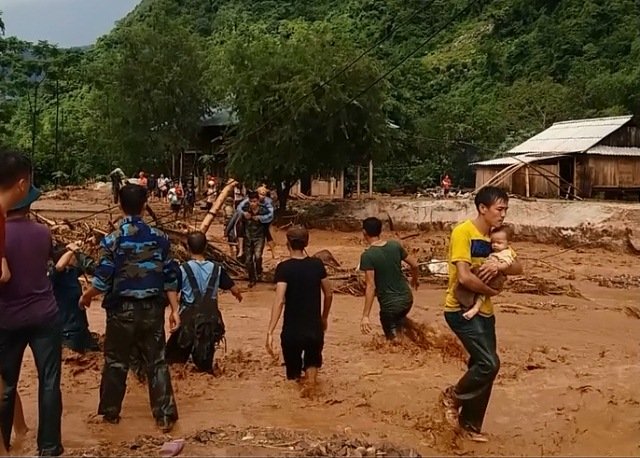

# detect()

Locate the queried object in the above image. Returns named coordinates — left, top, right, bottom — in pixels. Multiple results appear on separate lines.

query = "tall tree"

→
left=209, top=19, right=392, bottom=209
left=88, top=10, right=208, bottom=173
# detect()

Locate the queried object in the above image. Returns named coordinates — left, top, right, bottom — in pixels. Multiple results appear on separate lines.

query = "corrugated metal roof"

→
left=472, top=153, right=568, bottom=167
left=508, top=115, right=634, bottom=155
left=586, top=145, right=640, bottom=157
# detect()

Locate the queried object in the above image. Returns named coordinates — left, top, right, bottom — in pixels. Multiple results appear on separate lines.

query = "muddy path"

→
left=10, top=191, right=640, bottom=456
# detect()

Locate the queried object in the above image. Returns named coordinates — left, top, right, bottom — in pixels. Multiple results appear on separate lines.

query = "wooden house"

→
left=473, top=115, right=640, bottom=199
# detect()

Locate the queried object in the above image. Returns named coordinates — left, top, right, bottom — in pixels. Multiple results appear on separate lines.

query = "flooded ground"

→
left=11, top=190, right=640, bottom=456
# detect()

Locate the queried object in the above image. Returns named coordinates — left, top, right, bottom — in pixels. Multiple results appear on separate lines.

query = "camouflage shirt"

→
left=93, top=216, right=178, bottom=303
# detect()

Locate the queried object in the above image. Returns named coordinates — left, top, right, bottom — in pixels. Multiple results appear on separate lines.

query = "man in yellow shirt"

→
left=441, top=186, right=523, bottom=442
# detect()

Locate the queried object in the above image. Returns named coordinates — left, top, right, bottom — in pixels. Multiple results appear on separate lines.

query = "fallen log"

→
left=199, top=178, right=238, bottom=234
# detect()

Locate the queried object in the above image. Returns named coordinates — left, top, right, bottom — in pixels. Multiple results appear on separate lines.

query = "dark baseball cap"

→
left=11, top=185, right=41, bottom=211
left=286, top=225, right=309, bottom=245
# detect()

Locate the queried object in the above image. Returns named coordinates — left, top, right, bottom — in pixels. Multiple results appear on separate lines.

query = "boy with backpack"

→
left=79, top=184, right=180, bottom=433
left=166, top=231, right=243, bottom=372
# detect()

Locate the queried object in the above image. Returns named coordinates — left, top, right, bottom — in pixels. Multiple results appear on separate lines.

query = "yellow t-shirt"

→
left=445, top=219, right=499, bottom=317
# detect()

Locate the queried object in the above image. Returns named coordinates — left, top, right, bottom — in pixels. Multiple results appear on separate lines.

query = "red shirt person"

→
left=441, top=174, right=453, bottom=197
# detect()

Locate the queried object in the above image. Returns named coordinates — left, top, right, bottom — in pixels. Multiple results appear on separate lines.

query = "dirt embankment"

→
left=291, top=198, right=640, bottom=253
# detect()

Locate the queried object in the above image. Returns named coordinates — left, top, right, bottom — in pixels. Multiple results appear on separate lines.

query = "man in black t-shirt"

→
left=266, top=226, right=333, bottom=394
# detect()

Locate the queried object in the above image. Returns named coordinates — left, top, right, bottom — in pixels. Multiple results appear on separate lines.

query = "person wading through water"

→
left=79, top=184, right=181, bottom=433
left=166, top=232, right=243, bottom=372
left=440, top=186, right=523, bottom=443
left=0, top=184, right=64, bottom=456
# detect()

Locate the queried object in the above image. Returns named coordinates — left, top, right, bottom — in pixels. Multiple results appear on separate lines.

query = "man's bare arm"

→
left=403, top=254, right=420, bottom=290
left=457, top=262, right=499, bottom=296
left=362, top=270, right=376, bottom=319
left=320, top=278, right=333, bottom=321
left=267, top=282, right=287, bottom=334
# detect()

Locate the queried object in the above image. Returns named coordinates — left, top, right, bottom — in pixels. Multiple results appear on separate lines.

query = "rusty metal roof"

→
left=507, top=115, right=634, bottom=155
left=471, top=153, right=568, bottom=167
left=586, top=145, right=640, bottom=156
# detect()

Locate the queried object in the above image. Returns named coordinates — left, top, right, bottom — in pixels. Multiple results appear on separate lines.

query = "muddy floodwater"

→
left=11, top=189, right=640, bottom=456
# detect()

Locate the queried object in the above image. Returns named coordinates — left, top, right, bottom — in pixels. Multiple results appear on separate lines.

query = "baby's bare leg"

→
left=462, top=295, right=485, bottom=320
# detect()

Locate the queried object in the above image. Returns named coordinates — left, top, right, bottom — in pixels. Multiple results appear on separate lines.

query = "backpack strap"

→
left=204, top=263, right=221, bottom=301
left=182, top=262, right=203, bottom=304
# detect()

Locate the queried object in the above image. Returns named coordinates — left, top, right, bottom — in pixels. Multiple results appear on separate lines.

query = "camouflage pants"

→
left=99, top=299, right=178, bottom=422
left=243, top=235, right=265, bottom=283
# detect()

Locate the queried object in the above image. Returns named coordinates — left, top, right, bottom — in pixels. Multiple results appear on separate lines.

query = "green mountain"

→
left=2, top=1, right=639, bottom=189
left=117, top=0, right=640, bottom=188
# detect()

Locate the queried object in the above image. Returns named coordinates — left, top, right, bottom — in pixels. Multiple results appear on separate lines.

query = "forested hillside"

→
left=1, top=0, right=639, bottom=191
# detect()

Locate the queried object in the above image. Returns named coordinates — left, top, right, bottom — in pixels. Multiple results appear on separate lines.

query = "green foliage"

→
left=208, top=19, right=392, bottom=206
left=86, top=10, right=209, bottom=173
left=0, top=0, right=639, bottom=190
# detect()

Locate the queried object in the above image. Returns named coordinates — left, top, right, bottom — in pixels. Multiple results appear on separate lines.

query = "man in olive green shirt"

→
left=359, top=217, right=419, bottom=339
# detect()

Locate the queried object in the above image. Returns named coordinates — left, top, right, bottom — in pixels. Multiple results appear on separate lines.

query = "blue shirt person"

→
left=50, top=242, right=99, bottom=353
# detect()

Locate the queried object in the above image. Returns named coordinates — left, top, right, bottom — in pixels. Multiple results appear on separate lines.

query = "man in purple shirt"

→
left=0, top=186, right=63, bottom=456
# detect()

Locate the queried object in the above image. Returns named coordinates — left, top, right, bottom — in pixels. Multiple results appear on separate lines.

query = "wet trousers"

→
left=444, top=311, right=500, bottom=433
left=0, top=319, right=63, bottom=455
left=99, top=299, right=178, bottom=423
left=243, top=235, right=265, bottom=282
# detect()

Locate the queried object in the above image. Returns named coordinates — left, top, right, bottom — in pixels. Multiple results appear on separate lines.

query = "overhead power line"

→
left=326, top=0, right=483, bottom=121
left=216, top=0, right=440, bottom=151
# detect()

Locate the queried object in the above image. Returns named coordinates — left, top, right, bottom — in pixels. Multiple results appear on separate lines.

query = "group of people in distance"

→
left=0, top=146, right=522, bottom=454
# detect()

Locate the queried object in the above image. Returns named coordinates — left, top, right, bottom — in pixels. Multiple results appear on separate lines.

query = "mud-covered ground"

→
left=10, top=189, right=640, bottom=456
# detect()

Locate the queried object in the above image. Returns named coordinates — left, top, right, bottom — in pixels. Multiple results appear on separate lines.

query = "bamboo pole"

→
left=199, top=178, right=238, bottom=233
left=525, top=166, right=530, bottom=197
left=368, top=160, right=373, bottom=197
left=356, top=166, right=361, bottom=198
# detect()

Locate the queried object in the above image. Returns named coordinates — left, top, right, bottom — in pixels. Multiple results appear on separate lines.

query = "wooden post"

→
left=368, top=160, right=373, bottom=197
left=179, top=150, right=184, bottom=180
left=199, top=179, right=238, bottom=234
left=525, top=166, right=530, bottom=198
left=340, top=169, right=345, bottom=198
left=356, top=166, right=361, bottom=199
left=172, top=153, right=176, bottom=177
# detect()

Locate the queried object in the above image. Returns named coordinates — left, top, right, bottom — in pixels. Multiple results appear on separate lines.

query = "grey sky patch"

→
left=1, top=0, right=141, bottom=47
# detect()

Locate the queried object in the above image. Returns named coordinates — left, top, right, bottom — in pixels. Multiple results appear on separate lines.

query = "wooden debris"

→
left=508, top=276, right=583, bottom=298
left=589, top=274, right=640, bottom=289
left=312, top=249, right=341, bottom=270
left=199, top=178, right=238, bottom=233
left=624, top=306, right=640, bottom=320
left=332, top=273, right=366, bottom=296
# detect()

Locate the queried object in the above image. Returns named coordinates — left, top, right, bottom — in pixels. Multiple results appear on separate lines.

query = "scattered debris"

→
left=312, top=249, right=342, bottom=270
left=589, top=274, right=640, bottom=289
left=333, top=273, right=366, bottom=296
left=623, top=306, right=640, bottom=320
left=160, top=439, right=185, bottom=457
left=509, top=276, right=583, bottom=298
left=76, top=424, right=418, bottom=457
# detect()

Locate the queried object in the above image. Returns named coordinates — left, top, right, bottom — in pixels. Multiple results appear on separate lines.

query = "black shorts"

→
left=379, top=303, right=412, bottom=339
left=280, top=333, right=324, bottom=380
left=171, top=203, right=181, bottom=212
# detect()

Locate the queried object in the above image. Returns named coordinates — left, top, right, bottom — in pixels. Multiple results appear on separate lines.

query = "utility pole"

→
left=55, top=78, right=60, bottom=166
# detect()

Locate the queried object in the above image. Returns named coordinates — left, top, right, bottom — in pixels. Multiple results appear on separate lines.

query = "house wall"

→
left=290, top=176, right=345, bottom=197
left=475, top=162, right=560, bottom=197
left=512, top=162, right=560, bottom=197
left=475, top=166, right=510, bottom=190
left=599, top=125, right=640, bottom=147
left=586, top=155, right=640, bottom=189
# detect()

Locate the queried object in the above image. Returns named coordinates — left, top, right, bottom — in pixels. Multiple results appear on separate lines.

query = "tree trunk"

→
left=277, top=181, right=294, bottom=212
